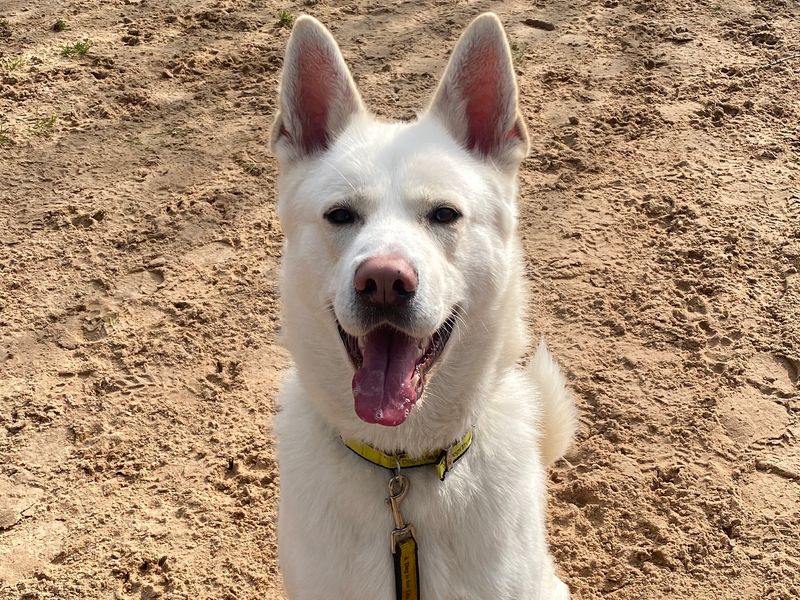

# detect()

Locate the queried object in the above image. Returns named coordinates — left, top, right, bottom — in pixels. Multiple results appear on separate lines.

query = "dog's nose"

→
left=354, top=255, right=418, bottom=307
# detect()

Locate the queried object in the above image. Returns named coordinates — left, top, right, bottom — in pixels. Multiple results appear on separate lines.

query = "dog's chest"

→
left=277, top=424, right=549, bottom=599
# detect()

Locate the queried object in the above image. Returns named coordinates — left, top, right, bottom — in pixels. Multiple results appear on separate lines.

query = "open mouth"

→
left=337, top=314, right=457, bottom=427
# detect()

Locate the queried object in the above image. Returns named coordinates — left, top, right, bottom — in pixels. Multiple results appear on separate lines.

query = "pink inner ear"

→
left=294, top=43, right=336, bottom=153
left=461, top=41, right=520, bottom=156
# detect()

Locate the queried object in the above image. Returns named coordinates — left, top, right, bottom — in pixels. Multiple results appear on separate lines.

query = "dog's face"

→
left=272, top=14, right=529, bottom=439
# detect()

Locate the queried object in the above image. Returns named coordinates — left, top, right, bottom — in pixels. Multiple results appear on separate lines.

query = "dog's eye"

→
left=430, top=206, right=461, bottom=225
left=325, top=207, right=356, bottom=225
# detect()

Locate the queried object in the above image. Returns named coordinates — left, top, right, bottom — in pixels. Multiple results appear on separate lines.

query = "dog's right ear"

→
left=271, top=16, right=365, bottom=162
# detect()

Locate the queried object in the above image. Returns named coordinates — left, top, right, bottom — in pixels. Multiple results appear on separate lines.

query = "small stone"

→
left=0, top=509, right=20, bottom=530
left=568, top=116, right=579, bottom=125
left=523, top=18, right=555, bottom=31
left=744, top=547, right=763, bottom=560
left=6, top=421, right=26, bottom=434
left=157, top=556, right=169, bottom=571
left=56, top=337, right=78, bottom=350
left=147, top=256, right=166, bottom=267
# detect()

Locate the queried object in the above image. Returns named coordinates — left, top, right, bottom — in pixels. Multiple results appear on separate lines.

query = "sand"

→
left=1, top=0, right=798, bottom=598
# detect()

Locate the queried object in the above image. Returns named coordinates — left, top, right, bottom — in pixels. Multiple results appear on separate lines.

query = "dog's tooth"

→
left=411, top=371, right=422, bottom=394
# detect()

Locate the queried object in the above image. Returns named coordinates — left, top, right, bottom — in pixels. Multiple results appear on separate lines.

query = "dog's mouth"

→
left=337, top=314, right=457, bottom=427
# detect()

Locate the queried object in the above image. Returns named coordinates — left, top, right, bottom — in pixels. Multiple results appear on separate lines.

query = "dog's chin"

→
left=336, top=313, right=457, bottom=427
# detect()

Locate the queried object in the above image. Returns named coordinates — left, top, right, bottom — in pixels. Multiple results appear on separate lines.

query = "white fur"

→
left=531, top=340, right=577, bottom=467
left=272, top=13, right=574, bottom=599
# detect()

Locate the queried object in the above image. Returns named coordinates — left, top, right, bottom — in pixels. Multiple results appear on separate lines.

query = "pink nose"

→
left=354, top=255, right=418, bottom=307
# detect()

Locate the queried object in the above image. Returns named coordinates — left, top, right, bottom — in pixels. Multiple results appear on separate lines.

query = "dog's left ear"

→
left=428, top=13, right=529, bottom=170
left=271, top=16, right=365, bottom=162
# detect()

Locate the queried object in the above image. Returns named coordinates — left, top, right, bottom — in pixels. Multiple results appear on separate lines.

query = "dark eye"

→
left=325, top=207, right=356, bottom=225
left=430, top=206, right=461, bottom=225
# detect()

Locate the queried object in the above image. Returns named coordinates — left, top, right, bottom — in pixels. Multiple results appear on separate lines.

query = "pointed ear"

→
left=271, top=16, right=365, bottom=161
left=428, top=13, right=529, bottom=169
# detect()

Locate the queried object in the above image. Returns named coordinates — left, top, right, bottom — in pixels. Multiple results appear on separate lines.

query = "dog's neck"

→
left=335, top=404, right=480, bottom=458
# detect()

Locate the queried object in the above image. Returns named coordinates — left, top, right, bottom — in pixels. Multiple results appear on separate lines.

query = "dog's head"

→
left=272, top=14, right=529, bottom=444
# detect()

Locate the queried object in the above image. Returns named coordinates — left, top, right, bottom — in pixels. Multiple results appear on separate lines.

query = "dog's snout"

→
left=354, top=255, right=418, bottom=307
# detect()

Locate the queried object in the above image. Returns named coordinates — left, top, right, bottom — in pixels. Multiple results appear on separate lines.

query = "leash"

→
left=387, top=473, right=419, bottom=600
left=343, top=430, right=474, bottom=600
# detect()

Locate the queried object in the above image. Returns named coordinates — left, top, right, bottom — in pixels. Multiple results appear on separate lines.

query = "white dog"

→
left=271, top=12, right=576, bottom=600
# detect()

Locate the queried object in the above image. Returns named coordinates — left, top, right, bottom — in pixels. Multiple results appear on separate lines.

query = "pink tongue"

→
left=352, top=326, right=419, bottom=426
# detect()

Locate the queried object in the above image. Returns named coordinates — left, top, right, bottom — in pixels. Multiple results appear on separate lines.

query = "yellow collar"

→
left=343, top=429, right=474, bottom=481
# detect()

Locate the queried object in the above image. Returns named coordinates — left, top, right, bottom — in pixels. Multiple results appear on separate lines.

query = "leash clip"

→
left=386, top=474, right=416, bottom=553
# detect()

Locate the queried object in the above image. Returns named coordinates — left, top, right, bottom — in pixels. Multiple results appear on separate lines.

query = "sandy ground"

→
left=1, top=0, right=798, bottom=598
